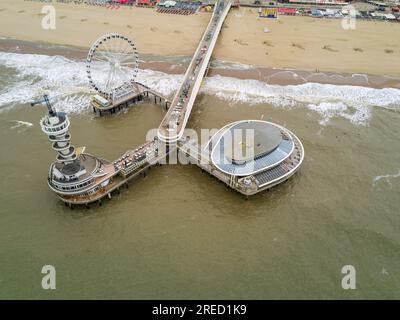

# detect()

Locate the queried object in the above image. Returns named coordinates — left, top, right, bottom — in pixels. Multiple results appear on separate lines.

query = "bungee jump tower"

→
left=32, top=95, right=117, bottom=205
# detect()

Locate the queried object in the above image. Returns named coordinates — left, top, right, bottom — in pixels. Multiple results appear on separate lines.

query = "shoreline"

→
left=0, top=1, right=399, bottom=77
left=1, top=37, right=399, bottom=90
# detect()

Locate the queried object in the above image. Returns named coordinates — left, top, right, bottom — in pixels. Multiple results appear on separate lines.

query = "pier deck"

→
left=59, top=140, right=168, bottom=205
left=60, top=1, right=295, bottom=206
left=158, top=1, right=231, bottom=142
left=91, top=82, right=171, bottom=115
left=176, top=130, right=304, bottom=196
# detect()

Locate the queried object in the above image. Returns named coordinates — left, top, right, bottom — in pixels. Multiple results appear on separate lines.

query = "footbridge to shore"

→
left=157, top=0, right=231, bottom=143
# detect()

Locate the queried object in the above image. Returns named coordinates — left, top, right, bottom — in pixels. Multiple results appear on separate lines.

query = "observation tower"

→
left=32, top=95, right=117, bottom=205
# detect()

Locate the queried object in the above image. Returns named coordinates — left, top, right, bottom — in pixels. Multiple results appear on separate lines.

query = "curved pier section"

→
left=158, top=0, right=231, bottom=143
left=178, top=120, right=305, bottom=196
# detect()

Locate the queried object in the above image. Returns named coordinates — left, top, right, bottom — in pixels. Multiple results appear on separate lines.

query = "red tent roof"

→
left=278, top=8, right=296, bottom=13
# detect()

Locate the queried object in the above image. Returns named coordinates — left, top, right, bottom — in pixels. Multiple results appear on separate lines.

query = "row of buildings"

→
left=81, top=0, right=400, bottom=10
left=258, top=1, right=400, bottom=20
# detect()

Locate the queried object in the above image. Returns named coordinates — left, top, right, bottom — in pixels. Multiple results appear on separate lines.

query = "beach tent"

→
left=137, top=0, right=152, bottom=5
left=384, top=13, right=396, bottom=19
left=341, top=7, right=359, bottom=15
left=115, top=0, right=136, bottom=3
left=278, top=8, right=296, bottom=15
left=161, top=0, right=177, bottom=7
left=311, top=8, right=323, bottom=16
left=259, top=8, right=278, bottom=18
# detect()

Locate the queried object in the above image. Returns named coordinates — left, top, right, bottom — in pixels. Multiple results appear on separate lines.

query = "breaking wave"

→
left=0, top=52, right=399, bottom=125
left=373, top=170, right=400, bottom=188
left=10, top=120, right=33, bottom=133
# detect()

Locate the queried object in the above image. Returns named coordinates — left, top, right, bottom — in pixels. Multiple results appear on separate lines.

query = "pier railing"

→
left=158, top=1, right=232, bottom=143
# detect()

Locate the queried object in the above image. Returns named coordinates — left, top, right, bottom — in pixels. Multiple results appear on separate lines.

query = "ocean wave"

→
left=0, top=52, right=400, bottom=126
left=210, top=59, right=256, bottom=70
left=373, top=170, right=400, bottom=188
left=10, top=120, right=33, bottom=133
left=202, top=75, right=400, bottom=125
left=0, top=51, right=181, bottom=113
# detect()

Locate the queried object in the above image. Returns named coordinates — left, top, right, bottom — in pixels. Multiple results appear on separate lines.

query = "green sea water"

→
left=0, top=51, right=400, bottom=299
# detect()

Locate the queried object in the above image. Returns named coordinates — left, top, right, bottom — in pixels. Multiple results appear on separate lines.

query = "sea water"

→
left=0, top=46, right=400, bottom=299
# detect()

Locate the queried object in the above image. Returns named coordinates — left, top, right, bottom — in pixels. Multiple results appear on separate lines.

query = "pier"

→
left=158, top=0, right=232, bottom=143
left=58, top=140, right=166, bottom=206
left=64, top=0, right=235, bottom=206
left=176, top=123, right=305, bottom=197
left=91, top=82, right=171, bottom=115
left=35, top=0, right=304, bottom=207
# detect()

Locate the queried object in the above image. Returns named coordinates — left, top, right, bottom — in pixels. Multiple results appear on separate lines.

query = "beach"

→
left=1, top=0, right=400, bottom=76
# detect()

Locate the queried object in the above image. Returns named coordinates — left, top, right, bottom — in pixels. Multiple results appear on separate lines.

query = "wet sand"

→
left=1, top=38, right=399, bottom=89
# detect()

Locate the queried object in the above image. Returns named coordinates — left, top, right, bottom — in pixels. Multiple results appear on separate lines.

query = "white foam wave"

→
left=0, top=52, right=181, bottom=113
left=373, top=170, right=400, bottom=188
left=10, top=120, right=33, bottom=133
left=202, top=75, right=400, bottom=125
left=138, top=69, right=182, bottom=97
left=0, top=52, right=95, bottom=113
left=1, top=52, right=400, bottom=126
left=210, top=59, right=256, bottom=70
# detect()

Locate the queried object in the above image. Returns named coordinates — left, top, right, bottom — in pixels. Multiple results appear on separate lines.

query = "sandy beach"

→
left=0, top=0, right=400, bottom=76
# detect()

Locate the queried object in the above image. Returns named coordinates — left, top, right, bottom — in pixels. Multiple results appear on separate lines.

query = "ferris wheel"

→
left=86, top=33, right=139, bottom=99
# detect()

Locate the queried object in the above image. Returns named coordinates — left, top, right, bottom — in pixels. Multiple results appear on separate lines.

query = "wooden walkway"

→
left=158, top=1, right=232, bottom=143
left=91, top=82, right=171, bottom=115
